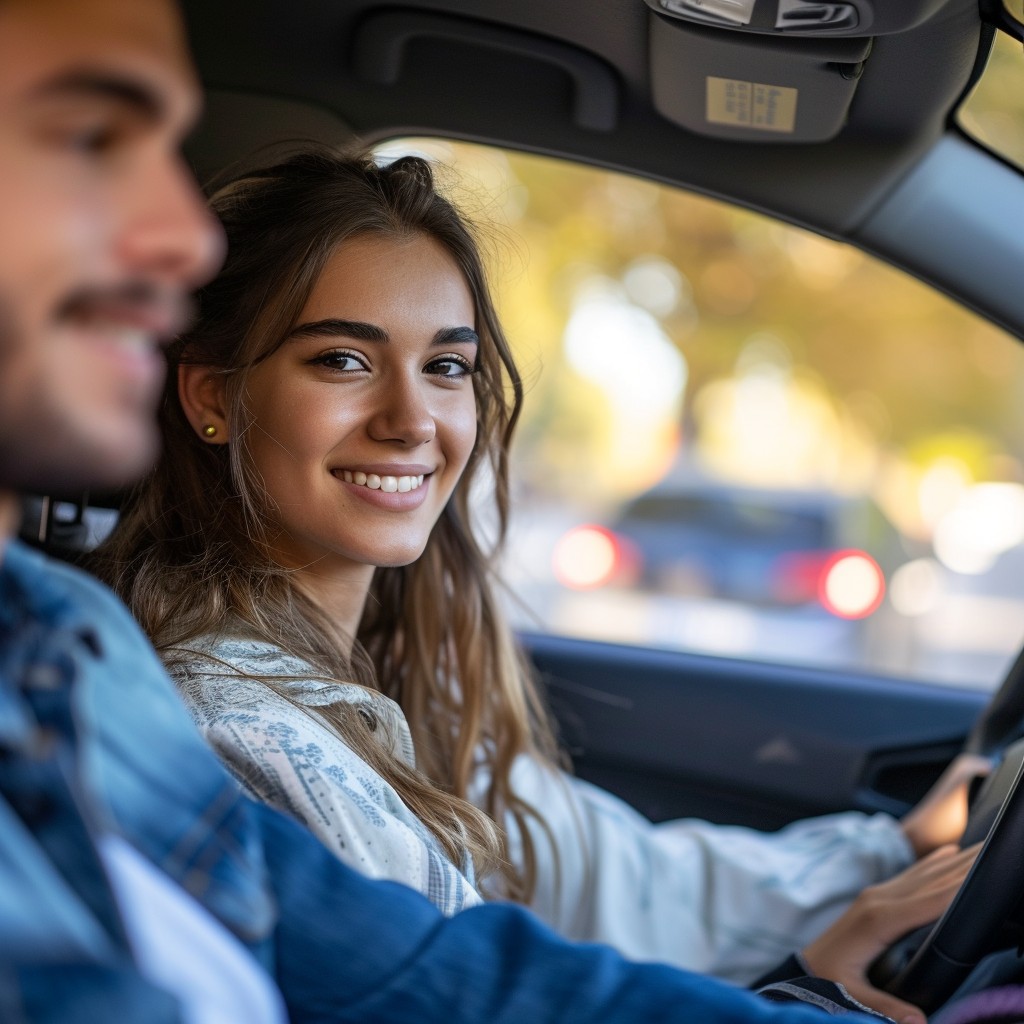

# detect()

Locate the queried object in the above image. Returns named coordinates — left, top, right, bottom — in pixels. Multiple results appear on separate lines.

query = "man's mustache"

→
left=54, top=281, right=195, bottom=342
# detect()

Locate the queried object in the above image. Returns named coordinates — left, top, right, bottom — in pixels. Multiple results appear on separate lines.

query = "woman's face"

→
left=241, top=232, right=479, bottom=579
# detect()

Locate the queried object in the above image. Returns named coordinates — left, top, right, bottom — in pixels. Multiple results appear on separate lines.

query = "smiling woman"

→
left=96, top=149, right=523, bottom=907
left=191, top=232, right=480, bottom=579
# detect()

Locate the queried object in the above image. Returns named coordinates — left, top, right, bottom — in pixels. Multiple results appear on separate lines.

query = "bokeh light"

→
left=819, top=551, right=885, bottom=619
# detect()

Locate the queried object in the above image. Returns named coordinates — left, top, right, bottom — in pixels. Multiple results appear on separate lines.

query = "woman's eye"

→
left=311, top=351, right=368, bottom=372
left=427, top=356, right=475, bottom=378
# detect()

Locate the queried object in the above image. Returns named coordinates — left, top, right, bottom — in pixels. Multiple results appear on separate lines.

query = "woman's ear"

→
left=179, top=364, right=229, bottom=444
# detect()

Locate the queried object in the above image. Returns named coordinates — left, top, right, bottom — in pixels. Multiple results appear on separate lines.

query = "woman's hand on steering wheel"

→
left=801, top=844, right=980, bottom=1024
left=899, top=754, right=993, bottom=858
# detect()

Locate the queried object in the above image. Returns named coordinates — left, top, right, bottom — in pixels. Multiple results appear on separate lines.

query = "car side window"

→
left=960, top=28, right=1024, bottom=171
left=380, top=138, right=1024, bottom=690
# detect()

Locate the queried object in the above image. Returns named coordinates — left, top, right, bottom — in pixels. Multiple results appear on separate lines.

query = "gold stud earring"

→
left=202, top=425, right=217, bottom=438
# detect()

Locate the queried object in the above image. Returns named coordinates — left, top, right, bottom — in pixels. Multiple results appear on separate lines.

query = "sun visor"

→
left=648, top=13, right=872, bottom=142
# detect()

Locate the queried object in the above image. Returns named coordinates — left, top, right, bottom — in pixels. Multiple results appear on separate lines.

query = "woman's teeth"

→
left=340, top=470, right=426, bottom=493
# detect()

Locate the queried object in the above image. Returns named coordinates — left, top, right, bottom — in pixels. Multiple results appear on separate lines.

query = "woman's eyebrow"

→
left=434, top=326, right=479, bottom=347
left=288, top=319, right=388, bottom=342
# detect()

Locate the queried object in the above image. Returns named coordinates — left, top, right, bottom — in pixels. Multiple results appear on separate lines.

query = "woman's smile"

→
left=332, top=467, right=432, bottom=510
left=335, top=466, right=430, bottom=491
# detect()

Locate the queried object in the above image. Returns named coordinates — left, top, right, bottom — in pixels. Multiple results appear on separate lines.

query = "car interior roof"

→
left=177, top=0, right=985, bottom=229
left=179, top=0, right=1024, bottom=338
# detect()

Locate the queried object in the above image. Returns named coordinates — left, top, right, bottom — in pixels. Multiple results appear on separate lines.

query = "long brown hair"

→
left=98, top=149, right=560, bottom=897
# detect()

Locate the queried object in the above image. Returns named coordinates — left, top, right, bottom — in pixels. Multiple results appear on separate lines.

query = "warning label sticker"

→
left=706, top=77, right=798, bottom=133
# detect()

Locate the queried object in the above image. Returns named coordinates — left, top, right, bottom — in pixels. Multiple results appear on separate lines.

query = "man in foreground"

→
left=0, top=0, right=931, bottom=1020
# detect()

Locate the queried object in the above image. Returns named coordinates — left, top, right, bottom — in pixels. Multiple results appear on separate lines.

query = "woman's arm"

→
left=496, top=755, right=915, bottom=983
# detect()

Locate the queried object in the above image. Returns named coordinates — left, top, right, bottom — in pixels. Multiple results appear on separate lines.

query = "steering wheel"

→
left=868, top=650, right=1024, bottom=1014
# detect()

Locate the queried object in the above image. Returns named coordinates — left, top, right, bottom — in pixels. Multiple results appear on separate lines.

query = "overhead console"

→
left=644, top=0, right=955, bottom=36
left=642, top=0, right=960, bottom=142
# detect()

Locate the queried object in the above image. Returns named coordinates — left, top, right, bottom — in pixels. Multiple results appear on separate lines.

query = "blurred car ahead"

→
left=543, top=476, right=904, bottom=669
left=554, top=479, right=895, bottom=621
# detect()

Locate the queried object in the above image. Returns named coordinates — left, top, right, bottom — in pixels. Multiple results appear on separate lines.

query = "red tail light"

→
left=552, top=525, right=640, bottom=590
left=818, top=549, right=885, bottom=619
left=773, top=548, right=886, bottom=618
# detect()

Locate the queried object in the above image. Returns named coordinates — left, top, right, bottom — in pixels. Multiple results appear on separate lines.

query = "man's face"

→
left=0, top=0, right=223, bottom=495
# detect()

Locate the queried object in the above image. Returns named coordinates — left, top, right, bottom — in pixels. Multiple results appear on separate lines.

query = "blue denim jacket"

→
left=0, top=540, right=871, bottom=1024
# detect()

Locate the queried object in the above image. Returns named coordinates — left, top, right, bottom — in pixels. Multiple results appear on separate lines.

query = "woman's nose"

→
left=366, top=375, right=436, bottom=446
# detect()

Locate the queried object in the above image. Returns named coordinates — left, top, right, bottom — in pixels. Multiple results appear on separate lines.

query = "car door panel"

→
left=524, top=631, right=988, bottom=830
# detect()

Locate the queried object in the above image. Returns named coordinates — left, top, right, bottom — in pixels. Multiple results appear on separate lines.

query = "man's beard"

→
left=0, top=279, right=186, bottom=497
left=0, top=289, right=159, bottom=496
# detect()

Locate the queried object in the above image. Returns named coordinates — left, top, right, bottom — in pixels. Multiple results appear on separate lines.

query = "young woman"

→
left=98, top=150, right=980, bottom=1014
